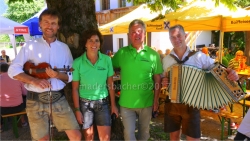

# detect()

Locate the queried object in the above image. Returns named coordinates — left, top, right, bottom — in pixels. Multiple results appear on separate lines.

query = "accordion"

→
left=169, top=63, right=245, bottom=110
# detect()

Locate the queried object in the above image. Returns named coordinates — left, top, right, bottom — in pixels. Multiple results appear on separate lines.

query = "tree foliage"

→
left=1, top=0, right=44, bottom=43
left=4, top=0, right=44, bottom=23
left=130, top=0, right=246, bottom=12
left=234, top=0, right=250, bottom=8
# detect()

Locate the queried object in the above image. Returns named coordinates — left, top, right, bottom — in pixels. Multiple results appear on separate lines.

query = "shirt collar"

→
left=41, top=37, right=58, bottom=44
left=82, top=51, right=102, bottom=61
left=128, top=44, right=148, bottom=52
left=170, top=46, right=192, bottom=61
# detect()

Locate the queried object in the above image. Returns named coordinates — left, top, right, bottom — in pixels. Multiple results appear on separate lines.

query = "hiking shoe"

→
left=230, top=122, right=239, bottom=130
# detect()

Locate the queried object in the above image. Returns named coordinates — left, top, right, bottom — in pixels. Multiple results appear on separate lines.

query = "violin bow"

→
left=48, top=81, right=53, bottom=141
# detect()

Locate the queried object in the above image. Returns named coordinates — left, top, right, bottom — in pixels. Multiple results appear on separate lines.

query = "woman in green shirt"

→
left=72, top=30, right=118, bottom=141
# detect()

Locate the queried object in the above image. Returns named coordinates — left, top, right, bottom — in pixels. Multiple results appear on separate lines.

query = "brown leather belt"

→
left=27, top=90, right=64, bottom=104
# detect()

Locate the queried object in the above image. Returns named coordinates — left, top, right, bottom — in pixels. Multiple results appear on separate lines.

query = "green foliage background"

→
left=4, top=0, right=44, bottom=23
left=0, top=0, right=44, bottom=43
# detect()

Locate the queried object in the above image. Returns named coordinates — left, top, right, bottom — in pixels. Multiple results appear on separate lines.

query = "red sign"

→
left=14, top=27, right=29, bottom=34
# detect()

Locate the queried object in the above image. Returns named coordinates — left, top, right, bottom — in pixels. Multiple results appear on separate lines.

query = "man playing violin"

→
left=8, top=9, right=81, bottom=141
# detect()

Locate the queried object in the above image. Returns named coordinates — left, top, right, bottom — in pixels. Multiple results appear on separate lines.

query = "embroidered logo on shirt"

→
left=140, top=58, right=150, bottom=62
left=97, top=66, right=106, bottom=70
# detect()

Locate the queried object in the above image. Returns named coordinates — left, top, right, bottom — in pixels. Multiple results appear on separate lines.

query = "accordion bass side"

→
left=169, top=63, right=245, bottom=110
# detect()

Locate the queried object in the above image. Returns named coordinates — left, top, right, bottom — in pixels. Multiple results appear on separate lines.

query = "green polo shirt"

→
left=72, top=51, right=114, bottom=100
left=112, top=45, right=163, bottom=108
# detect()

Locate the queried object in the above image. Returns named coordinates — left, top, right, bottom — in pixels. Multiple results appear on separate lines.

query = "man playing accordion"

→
left=161, top=25, right=239, bottom=140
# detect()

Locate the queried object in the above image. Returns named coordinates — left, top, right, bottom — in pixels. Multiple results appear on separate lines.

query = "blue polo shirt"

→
left=72, top=51, right=114, bottom=100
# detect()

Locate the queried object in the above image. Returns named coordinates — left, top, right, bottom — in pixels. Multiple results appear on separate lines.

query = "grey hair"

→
left=128, top=19, right=146, bottom=32
left=169, top=24, right=185, bottom=34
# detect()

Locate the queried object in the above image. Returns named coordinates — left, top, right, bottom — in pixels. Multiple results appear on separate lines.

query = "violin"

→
left=23, top=61, right=74, bottom=79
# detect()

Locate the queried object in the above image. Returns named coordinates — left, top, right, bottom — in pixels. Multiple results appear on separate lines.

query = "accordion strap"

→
left=170, top=51, right=197, bottom=64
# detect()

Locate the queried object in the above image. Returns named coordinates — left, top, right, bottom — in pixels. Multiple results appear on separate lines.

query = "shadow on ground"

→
left=1, top=103, right=244, bottom=141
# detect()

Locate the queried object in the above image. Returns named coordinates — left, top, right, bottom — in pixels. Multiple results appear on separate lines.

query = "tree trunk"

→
left=46, top=0, right=97, bottom=108
left=46, top=0, right=98, bottom=60
left=45, top=0, right=124, bottom=140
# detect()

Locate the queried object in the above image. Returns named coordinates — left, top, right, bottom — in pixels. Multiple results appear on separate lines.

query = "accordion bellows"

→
left=169, top=63, right=245, bottom=110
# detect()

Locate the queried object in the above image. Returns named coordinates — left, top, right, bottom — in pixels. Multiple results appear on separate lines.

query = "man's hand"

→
left=226, top=68, right=239, bottom=81
left=152, top=99, right=159, bottom=118
left=45, top=67, right=59, bottom=78
left=153, top=98, right=159, bottom=112
left=31, top=78, right=51, bottom=89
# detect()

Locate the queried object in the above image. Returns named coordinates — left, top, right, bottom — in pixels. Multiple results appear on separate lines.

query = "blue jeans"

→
left=120, top=106, right=152, bottom=140
left=80, top=98, right=111, bottom=129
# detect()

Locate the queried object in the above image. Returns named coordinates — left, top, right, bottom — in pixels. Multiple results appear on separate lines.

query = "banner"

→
left=14, top=27, right=29, bottom=34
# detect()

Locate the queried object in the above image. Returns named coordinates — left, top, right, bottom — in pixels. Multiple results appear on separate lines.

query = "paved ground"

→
left=1, top=103, right=244, bottom=141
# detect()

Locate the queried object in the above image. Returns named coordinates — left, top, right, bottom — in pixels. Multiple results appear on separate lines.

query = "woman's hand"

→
left=111, top=105, right=119, bottom=118
left=75, top=110, right=84, bottom=124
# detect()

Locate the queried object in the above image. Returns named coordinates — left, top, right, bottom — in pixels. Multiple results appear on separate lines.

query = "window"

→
left=118, top=38, right=123, bottom=48
left=119, top=0, right=126, bottom=7
left=102, top=0, right=110, bottom=10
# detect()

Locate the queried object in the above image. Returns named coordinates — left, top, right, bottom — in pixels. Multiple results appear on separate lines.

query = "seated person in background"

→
left=201, top=47, right=209, bottom=56
left=0, top=50, right=10, bottom=63
left=165, top=49, right=171, bottom=56
left=215, top=51, right=229, bottom=67
left=0, top=63, right=28, bottom=132
left=228, top=50, right=244, bottom=71
left=215, top=51, right=238, bottom=128
left=157, top=49, right=165, bottom=61
left=209, top=43, right=215, bottom=48
left=0, top=58, right=6, bottom=63
left=106, top=50, right=113, bottom=57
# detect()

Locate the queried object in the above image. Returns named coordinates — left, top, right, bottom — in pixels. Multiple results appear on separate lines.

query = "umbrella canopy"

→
left=146, top=0, right=250, bottom=32
left=22, top=7, right=46, bottom=36
left=0, top=16, right=30, bottom=56
left=0, top=16, right=29, bottom=35
left=99, top=4, right=161, bottom=35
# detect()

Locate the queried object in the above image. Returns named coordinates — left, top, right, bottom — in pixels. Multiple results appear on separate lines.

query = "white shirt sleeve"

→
left=8, top=44, right=29, bottom=79
left=238, top=109, right=250, bottom=138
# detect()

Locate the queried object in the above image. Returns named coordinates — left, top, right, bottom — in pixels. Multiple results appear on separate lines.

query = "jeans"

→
left=120, top=106, right=152, bottom=141
left=79, top=98, right=111, bottom=129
